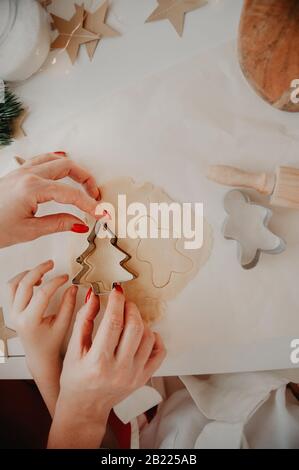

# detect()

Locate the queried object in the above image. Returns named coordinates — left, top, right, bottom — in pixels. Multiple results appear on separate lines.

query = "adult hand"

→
left=48, top=288, right=166, bottom=448
left=0, top=152, right=100, bottom=248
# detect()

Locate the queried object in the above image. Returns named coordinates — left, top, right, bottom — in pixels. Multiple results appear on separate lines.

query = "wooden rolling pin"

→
left=208, top=165, right=299, bottom=209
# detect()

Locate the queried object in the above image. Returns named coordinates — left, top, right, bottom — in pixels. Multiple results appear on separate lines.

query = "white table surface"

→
left=2, top=0, right=298, bottom=379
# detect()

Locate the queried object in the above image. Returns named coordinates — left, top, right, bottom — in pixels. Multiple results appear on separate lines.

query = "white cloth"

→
left=139, top=372, right=299, bottom=449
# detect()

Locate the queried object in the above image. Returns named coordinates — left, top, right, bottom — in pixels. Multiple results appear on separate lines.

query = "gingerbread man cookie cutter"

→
left=222, top=190, right=286, bottom=269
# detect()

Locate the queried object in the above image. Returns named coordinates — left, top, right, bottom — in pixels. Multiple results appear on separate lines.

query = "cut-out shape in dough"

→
left=70, top=177, right=213, bottom=323
left=223, top=190, right=286, bottom=269
left=135, top=216, right=193, bottom=288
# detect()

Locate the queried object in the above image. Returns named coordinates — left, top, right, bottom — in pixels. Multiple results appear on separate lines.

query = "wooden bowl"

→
left=238, top=0, right=299, bottom=112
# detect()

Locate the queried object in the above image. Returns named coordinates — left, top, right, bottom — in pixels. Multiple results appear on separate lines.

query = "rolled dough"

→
left=71, top=177, right=213, bottom=323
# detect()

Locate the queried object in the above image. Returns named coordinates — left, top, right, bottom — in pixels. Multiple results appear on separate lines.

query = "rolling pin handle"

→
left=207, top=165, right=275, bottom=195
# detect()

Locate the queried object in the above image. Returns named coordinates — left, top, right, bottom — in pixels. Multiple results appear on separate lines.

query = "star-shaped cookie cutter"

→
left=72, top=220, right=137, bottom=295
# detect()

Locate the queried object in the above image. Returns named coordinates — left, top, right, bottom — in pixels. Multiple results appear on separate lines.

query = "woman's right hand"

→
left=48, top=288, right=166, bottom=449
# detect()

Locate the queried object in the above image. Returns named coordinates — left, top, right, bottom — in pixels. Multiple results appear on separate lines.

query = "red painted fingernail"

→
left=71, top=224, right=89, bottom=234
left=85, top=287, right=92, bottom=303
left=114, top=284, right=123, bottom=293
left=54, top=151, right=66, bottom=156
left=97, top=209, right=112, bottom=220
left=103, top=210, right=112, bottom=220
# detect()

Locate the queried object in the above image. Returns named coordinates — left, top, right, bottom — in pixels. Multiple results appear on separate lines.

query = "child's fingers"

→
left=22, top=153, right=66, bottom=168
left=8, top=270, right=29, bottom=305
left=29, top=274, right=69, bottom=321
left=9, top=271, right=44, bottom=300
left=67, top=293, right=100, bottom=359
left=13, top=260, right=54, bottom=313
left=55, top=286, right=78, bottom=335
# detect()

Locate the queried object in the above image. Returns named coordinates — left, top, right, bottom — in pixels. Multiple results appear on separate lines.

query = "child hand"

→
left=8, top=260, right=78, bottom=416
left=48, top=289, right=166, bottom=448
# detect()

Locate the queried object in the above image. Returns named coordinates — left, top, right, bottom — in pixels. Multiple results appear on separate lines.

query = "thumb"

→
left=33, top=213, right=89, bottom=236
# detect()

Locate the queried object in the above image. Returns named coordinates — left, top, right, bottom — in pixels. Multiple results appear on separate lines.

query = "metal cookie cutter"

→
left=222, top=190, right=286, bottom=269
left=72, top=220, right=137, bottom=295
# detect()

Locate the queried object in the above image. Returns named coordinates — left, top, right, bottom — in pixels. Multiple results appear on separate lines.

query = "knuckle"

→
left=89, top=355, right=109, bottom=378
left=61, top=159, right=72, bottom=170
left=46, top=182, right=58, bottom=195
left=126, top=302, right=143, bottom=334
left=130, top=319, right=144, bottom=335
left=127, top=312, right=143, bottom=334
left=89, top=365, right=102, bottom=381
left=144, top=327, right=154, bottom=341
left=37, top=285, right=48, bottom=299
left=73, top=188, right=83, bottom=205
left=7, top=278, right=16, bottom=291
left=56, top=215, right=67, bottom=232
left=18, top=278, right=30, bottom=291
left=107, top=314, right=123, bottom=331
left=18, top=173, right=38, bottom=191
left=125, top=300, right=137, bottom=312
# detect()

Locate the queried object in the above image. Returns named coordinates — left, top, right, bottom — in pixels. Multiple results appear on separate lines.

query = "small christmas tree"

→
left=0, top=83, right=24, bottom=147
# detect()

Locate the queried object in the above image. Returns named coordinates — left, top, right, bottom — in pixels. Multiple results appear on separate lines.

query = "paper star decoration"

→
left=0, top=308, right=17, bottom=359
left=146, top=0, right=207, bottom=37
left=80, top=1, right=121, bottom=60
left=51, top=5, right=99, bottom=64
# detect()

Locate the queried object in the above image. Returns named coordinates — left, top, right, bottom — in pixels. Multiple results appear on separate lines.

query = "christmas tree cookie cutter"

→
left=222, top=190, right=286, bottom=269
left=72, top=220, right=137, bottom=295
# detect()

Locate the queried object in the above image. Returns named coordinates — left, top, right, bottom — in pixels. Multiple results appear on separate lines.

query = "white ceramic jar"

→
left=0, top=0, right=51, bottom=82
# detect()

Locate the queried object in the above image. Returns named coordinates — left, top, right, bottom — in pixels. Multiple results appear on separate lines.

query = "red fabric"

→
left=146, top=405, right=158, bottom=423
left=0, top=380, right=51, bottom=449
left=108, top=410, right=132, bottom=449
left=0, top=381, right=158, bottom=449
